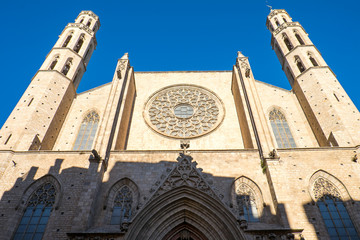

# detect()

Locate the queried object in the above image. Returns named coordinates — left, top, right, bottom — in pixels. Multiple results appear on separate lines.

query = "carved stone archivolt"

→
left=144, top=85, right=225, bottom=138
left=313, top=177, right=341, bottom=200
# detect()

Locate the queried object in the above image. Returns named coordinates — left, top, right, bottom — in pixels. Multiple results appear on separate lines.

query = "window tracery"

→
left=110, top=186, right=133, bottom=225
left=14, top=182, right=56, bottom=240
left=235, top=183, right=259, bottom=222
left=73, top=111, right=99, bottom=150
left=269, top=109, right=296, bottom=148
left=313, top=177, right=359, bottom=239
left=143, top=85, right=225, bottom=139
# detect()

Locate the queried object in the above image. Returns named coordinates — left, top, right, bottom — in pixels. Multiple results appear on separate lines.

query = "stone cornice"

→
left=65, top=23, right=94, bottom=36
left=273, top=22, right=302, bottom=36
left=268, top=9, right=287, bottom=19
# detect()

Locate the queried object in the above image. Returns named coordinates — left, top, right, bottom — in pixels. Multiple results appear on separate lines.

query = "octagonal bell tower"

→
left=266, top=9, right=360, bottom=147
left=0, top=11, right=100, bottom=151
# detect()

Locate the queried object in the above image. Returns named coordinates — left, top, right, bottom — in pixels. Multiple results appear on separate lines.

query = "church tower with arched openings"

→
left=0, top=8, right=359, bottom=240
left=0, top=11, right=100, bottom=151
left=266, top=9, right=360, bottom=147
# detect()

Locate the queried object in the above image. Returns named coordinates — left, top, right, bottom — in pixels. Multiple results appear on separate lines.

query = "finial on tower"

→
left=237, top=51, right=245, bottom=58
left=121, top=53, right=129, bottom=60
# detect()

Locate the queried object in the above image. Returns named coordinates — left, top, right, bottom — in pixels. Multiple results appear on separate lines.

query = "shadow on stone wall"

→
left=0, top=153, right=306, bottom=240
left=302, top=198, right=360, bottom=240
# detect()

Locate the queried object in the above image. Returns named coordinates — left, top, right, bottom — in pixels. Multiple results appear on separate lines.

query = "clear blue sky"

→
left=1, top=0, right=359, bottom=127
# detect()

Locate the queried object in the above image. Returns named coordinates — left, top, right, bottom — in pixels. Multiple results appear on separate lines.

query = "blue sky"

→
left=1, top=0, right=359, bottom=127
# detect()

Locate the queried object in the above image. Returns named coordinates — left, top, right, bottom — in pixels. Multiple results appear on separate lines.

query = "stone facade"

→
left=0, top=9, right=359, bottom=240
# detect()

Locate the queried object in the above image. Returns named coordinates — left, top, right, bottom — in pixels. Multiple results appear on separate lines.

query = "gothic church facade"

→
left=0, top=9, right=359, bottom=240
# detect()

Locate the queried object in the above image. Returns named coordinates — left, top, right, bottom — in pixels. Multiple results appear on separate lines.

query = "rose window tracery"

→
left=144, top=85, right=225, bottom=138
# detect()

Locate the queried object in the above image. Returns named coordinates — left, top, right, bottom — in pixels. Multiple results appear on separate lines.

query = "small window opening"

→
left=309, top=54, right=319, bottom=67
left=80, top=18, right=84, bottom=23
left=28, top=98, right=34, bottom=107
left=333, top=93, right=340, bottom=102
left=4, top=134, right=12, bottom=145
left=86, top=19, right=92, bottom=27
left=295, top=33, right=305, bottom=45
left=62, top=59, right=72, bottom=76
left=48, top=56, right=59, bottom=70
left=282, top=16, right=287, bottom=23
left=275, top=20, right=280, bottom=26
left=295, top=56, right=306, bottom=73
left=74, top=35, right=84, bottom=53
left=283, top=33, right=293, bottom=51
left=62, top=34, right=72, bottom=47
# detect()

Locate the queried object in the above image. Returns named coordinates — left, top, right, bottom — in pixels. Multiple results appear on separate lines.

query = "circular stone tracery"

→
left=144, top=84, right=225, bottom=138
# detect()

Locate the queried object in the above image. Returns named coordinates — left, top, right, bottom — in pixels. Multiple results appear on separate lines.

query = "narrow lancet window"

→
left=74, top=35, right=84, bottom=53
left=295, top=56, right=306, bottom=73
left=283, top=33, right=293, bottom=51
left=13, top=182, right=56, bottom=240
left=62, top=34, right=72, bottom=47
left=111, top=186, right=133, bottom=225
left=73, top=111, right=99, bottom=150
left=48, top=56, right=59, bottom=70
left=282, top=16, right=287, bottom=23
left=295, top=31, right=305, bottom=45
left=274, top=18, right=280, bottom=27
left=86, top=19, right=92, bottom=27
left=269, top=109, right=296, bottom=148
left=308, top=53, right=319, bottom=67
left=61, top=58, right=72, bottom=76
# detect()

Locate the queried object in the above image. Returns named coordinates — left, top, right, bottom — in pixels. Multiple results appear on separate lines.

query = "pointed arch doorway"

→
left=163, top=223, right=208, bottom=240
left=126, top=186, right=245, bottom=240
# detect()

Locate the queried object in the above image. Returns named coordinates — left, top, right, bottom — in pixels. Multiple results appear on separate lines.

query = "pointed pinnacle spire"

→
left=237, top=51, right=245, bottom=58
left=120, top=52, right=129, bottom=60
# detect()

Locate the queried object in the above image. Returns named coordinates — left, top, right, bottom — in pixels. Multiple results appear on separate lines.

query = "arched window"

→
left=294, top=31, right=305, bottom=45
left=295, top=56, right=306, bottom=73
left=233, top=177, right=263, bottom=223
left=236, top=184, right=259, bottom=222
left=110, top=186, right=133, bottom=225
left=62, top=33, right=72, bottom=47
left=282, top=16, right=287, bottom=23
left=13, top=182, right=56, bottom=240
left=313, top=177, right=359, bottom=239
left=48, top=56, right=59, bottom=70
left=79, top=18, right=84, bottom=23
left=282, top=33, right=293, bottom=51
left=274, top=18, right=280, bottom=27
left=73, top=111, right=99, bottom=150
left=74, top=34, right=84, bottom=53
left=61, top=58, right=72, bottom=76
left=308, top=52, right=319, bottom=67
left=269, top=109, right=296, bottom=148
left=86, top=19, right=92, bottom=27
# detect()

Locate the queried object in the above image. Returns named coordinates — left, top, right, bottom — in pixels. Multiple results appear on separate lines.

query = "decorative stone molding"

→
left=309, top=170, right=352, bottom=202
left=313, top=177, right=341, bottom=200
left=273, top=22, right=301, bottom=36
left=66, top=23, right=94, bottom=36
left=142, top=153, right=223, bottom=211
left=143, top=84, right=225, bottom=139
left=268, top=9, right=287, bottom=19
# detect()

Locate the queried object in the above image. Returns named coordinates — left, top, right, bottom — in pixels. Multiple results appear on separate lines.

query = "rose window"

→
left=144, top=84, right=225, bottom=138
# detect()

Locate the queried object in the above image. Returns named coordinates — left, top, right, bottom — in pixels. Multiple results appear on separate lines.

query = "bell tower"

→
left=0, top=11, right=100, bottom=151
left=266, top=9, right=360, bottom=147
